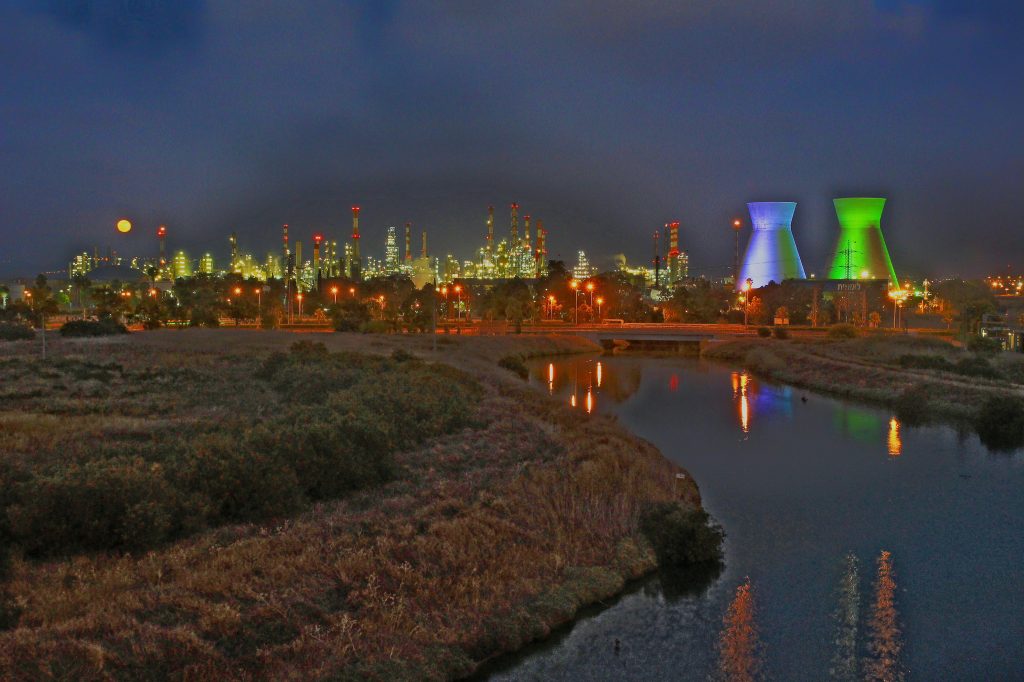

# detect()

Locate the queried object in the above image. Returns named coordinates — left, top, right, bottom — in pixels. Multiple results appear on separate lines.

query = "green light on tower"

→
left=826, top=198, right=897, bottom=284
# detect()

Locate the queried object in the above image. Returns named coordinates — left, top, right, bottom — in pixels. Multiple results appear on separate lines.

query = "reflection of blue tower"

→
left=737, top=202, right=807, bottom=290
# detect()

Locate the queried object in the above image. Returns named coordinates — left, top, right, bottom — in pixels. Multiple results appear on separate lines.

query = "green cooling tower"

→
left=826, top=198, right=897, bottom=284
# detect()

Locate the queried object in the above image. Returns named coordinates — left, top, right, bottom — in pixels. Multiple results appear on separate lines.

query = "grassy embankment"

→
left=703, top=332, right=1024, bottom=427
left=0, top=330, right=708, bottom=680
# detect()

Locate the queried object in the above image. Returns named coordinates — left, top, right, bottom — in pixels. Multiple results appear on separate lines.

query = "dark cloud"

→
left=1, top=1, right=1022, bottom=277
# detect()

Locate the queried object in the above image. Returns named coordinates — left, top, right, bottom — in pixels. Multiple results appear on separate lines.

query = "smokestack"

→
left=405, top=222, right=412, bottom=262
left=668, top=221, right=680, bottom=284
left=351, top=206, right=361, bottom=280
left=738, top=202, right=806, bottom=289
left=523, top=214, right=531, bottom=252
left=312, top=233, right=323, bottom=289
left=486, top=206, right=494, bottom=257
left=653, top=230, right=661, bottom=288
left=157, top=225, right=167, bottom=266
left=230, top=231, right=239, bottom=272
left=510, top=203, right=519, bottom=246
left=421, top=230, right=428, bottom=258
left=535, top=221, right=547, bottom=278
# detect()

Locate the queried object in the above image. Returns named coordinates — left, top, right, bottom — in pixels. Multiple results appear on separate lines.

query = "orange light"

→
left=570, top=280, right=579, bottom=289
left=454, top=284, right=462, bottom=293
left=149, top=289, right=157, bottom=297
left=733, top=219, right=741, bottom=228
left=297, top=294, right=303, bottom=301
left=596, top=296, right=604, bottom=305
left=349, top=287, right=355, bottom=295
left=586, top=282, right=594, bottom=292
left=116, top=218, right=132, bottom=234
left=331, top=286, right=339, bottom=294
left=234, top=287, right=242, bottom=295
left=548, top=295, right=555, bottom=303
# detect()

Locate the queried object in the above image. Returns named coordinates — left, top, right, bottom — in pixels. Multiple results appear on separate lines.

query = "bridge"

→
left=517, top=323, right=757, bottom=353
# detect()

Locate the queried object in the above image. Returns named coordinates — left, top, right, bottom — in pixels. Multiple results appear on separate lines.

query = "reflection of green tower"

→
left=827, top=198, right=897, bottom=285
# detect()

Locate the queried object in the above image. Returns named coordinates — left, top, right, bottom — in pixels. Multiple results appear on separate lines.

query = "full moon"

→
left=116, top=219, right=132, bottom=234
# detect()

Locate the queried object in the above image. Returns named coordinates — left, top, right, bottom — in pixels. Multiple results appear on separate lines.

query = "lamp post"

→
left=378, top=295, right=386, bottom=320
left=547, top=294, right=556, bottom=320
left=331, top=286, right=339, bottom=304
left=742, top=278, right=753, bottom=326
left=255, top=288, right=262, bottom=319
left=596, top=296, right=604, bottom=322
left=570, top=279, right=580, bottom=325
left=454, top=284, right=462, bottom=321
left=440, top=285, right=449, bottom=320
left=296, top=293, right=303, bottom=321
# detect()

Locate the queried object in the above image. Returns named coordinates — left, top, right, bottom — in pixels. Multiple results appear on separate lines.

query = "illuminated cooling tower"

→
left=826, top=198, right=897, bottom=284
left=736, top=201, right=806, bottom=290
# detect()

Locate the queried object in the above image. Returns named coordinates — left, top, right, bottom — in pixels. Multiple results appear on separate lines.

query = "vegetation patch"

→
left=0, top=322, right=33, bottom=342
left=498, top=354, right=529, bottom=379
left=59, top=318, right=128, bottom=337
left=638, top=502, right=725, bottom=568
left=974, top=395, right=1024, bottom=451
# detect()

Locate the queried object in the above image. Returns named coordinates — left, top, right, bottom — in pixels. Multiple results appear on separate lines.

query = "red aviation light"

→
left=313, top=233, right=324, bottom=245
left=156, top=225, right=167, bottom=238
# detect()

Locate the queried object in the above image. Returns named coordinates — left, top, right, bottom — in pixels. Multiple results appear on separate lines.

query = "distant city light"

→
left=116, top=219, right=132, bottom=234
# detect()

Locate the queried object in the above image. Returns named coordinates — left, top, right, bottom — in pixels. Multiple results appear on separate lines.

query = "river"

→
left=485, top=355, right=1024, bottom=680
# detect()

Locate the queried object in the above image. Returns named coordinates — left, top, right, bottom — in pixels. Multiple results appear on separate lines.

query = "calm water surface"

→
left=487, top=356, right=1024, bottom=681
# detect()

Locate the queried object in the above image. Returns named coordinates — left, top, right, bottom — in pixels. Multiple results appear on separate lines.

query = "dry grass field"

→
left=0, top=330, right=703, bottom=680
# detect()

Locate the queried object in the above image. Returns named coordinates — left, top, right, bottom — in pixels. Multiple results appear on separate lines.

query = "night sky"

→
left=2, top=1, right=1022, bottom=278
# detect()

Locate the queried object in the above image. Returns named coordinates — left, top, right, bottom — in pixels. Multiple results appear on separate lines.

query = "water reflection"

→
left=887, top=418, right=902, bottom=457
left=717, top=578, right=763, bottom=681
left=866, top=551, right=904, bottom=681
left=538, top=359, right=911, bottom=458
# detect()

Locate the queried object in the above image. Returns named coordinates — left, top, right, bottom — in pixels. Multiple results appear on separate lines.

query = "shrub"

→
left=360, top=320, right=392, bottom=334
left=756, top=327, right=771, bottom=338
left=638, top=502, right=724, bottom=568
left=954, top=356, right=1000, bottom=379
left=289, top=340, right=328, bottom=359
left=498, top=354, right=528, bottom=379
left=331, top=300, right=371, bottom=332
left=59, top=318, right=128, bottom=337
left=0, top=322, right=33, bottom=341
left=7, top=458, right=177, bottom=556
left=828, top=323, right=859, bottom=339
left=175, top=435, right=303, bottom=522
left=967, top=335, right=1002, bottom=355
left=893, top=384, right=931, bottom=426
left=974, top=395, right=1024, bottom=451
left=772, top=326, right=789, bottom=340
left=391, top=348, right=415, bottom=362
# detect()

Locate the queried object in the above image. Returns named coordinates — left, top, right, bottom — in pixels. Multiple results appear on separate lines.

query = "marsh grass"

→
left=0, top=331, right=702, bottom=679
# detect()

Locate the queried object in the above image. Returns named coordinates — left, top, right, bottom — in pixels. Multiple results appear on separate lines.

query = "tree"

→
left=481, top=278, right=534, bottom=332
left=932, top=279, right=997, bottom=340
left=331, top=299, right=371, bottom=332
left=666, top=280, right=731, bottom=323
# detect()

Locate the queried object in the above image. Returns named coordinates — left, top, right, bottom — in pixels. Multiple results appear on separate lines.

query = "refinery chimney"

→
left=405, top=222, right=412, bottom=262
left=486, top=206, right=494, bottom=257
left=737, top=202, right=807, bottom=290
left=351, top=206, right=362, bottom=281
left=421, top=230, right=427, bottom=258
left=827, top=198, right=897, bottom=284
left=667, top=221, right=680, bottom=284
left=510, top=203, right=519, bottom=246
left=535, top=221, right=547, bottom=278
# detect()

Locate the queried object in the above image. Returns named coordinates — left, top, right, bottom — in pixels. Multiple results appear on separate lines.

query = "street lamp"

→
left=742, top=278, right=753, bottom=326
left=547, top=294, right=556, bottom=320
left=296, top=293, right=303, bottom=321
left=454, top=284, right=462, bottom=321
left=570, top=279, right=580, bottom=325
left=331, top=286, right=339, bottom=304
left=255, top=288, right=262, bottom=318
left=596, top=296, right=604, bottom=321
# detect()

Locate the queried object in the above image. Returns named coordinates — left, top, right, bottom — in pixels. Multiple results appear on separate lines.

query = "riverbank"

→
left=0, top=330, right=705, bottom=679
left=702, top=333, right=1024, bottom=424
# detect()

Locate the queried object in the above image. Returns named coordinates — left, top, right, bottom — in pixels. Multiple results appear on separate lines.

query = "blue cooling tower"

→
left=737, top=201, right=807, bottom=290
